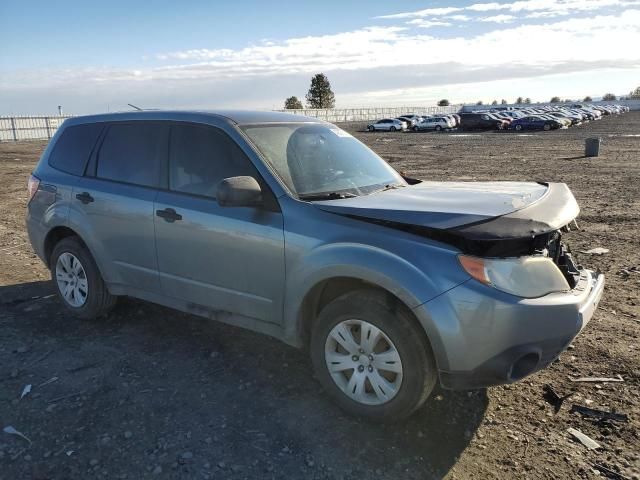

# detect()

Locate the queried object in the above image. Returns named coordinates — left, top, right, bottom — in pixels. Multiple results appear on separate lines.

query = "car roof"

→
left=61, top=109, right=324, bottom=127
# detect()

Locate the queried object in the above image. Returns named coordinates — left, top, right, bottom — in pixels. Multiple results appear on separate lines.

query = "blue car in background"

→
left=510, top=115, right=563, bottom=131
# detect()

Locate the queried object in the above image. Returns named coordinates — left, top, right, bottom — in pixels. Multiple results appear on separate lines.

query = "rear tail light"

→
left=27, top=174, right=40, bottom=203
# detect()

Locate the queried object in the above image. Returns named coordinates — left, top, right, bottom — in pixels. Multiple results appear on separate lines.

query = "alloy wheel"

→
left=55, top=252, right=88, bottom=307
left=324, top=319, right=403, bottom=405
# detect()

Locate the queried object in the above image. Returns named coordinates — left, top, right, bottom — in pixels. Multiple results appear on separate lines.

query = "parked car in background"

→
left=397, top=116, right=417, bottom=128
left=548, top=111, right=581, bottom=125
left=510, top=115, right=563, bottom=131
left=367, top=118, right=406, bottom=132
left=400, top=114, right=423, bottom=125
left=460, top=113, right=508, bottom=131
left=26, top=109, right=605, bottom=421
left=441, top=114, right=458, bottom=128
left=459, top=102, right=625, bottom=133
left=539, top=114, right=571, bottom=127
left=413, top=116, right=450, bottom=132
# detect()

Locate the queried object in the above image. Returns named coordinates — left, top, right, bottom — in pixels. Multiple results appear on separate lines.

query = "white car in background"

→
left=413, top=116, right=451, bottom=132
left=367, top=118, right=406, bottom=132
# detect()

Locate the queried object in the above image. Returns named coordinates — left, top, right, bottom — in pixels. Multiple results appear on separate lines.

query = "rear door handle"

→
left=75, top=192, right=94, bottom=204
left=156, top=208, right=182, bottom=222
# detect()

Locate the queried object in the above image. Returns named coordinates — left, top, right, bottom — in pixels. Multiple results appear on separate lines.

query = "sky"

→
left=1, top=0, right=639, bottom=115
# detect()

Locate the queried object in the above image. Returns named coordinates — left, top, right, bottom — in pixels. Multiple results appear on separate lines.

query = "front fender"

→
left=283, top=242, right=465, bottom=345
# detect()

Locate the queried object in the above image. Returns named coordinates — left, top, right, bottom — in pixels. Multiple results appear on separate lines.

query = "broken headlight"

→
left=458, top=255, right=571, bottom=298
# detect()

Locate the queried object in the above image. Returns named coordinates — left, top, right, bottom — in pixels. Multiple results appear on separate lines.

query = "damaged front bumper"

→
left=414, top=268, right=605, bottom=390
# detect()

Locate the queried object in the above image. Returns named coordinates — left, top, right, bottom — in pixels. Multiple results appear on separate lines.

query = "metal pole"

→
left=46, top=117, right=51, bottom=139
left=10, top=117, right=17, bottom=141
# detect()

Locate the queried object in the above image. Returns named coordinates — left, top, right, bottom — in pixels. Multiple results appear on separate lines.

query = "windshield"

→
left=240, top=123, right=405, bottom=198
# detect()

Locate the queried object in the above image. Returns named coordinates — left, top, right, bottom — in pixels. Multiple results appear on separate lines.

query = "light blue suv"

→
left=26, top=110, right=604, bottom=420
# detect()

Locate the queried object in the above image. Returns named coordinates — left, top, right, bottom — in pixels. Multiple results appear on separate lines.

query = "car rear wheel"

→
left=311, top=289, right=437, bottom=421
left=543, top=123, right=551, bottom=131
left=412, top=126, right=419, bottom=132
left=51, top=237, right=116, bottom=319
left=435, top=125, right=442, bottom=132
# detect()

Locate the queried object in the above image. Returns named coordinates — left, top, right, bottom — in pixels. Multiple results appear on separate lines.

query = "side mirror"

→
left=216, top=176, right=263, bottom=208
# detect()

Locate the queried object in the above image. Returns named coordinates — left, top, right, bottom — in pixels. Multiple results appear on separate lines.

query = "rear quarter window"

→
left=48, top=123, right=104, bottom=176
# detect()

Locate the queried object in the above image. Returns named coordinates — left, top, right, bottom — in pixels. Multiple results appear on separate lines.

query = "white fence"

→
left=0, top=116, right=73, bottom=142
left=273, top=106, right=461, bottom=123
left=0, top=106, right=463, bottom=142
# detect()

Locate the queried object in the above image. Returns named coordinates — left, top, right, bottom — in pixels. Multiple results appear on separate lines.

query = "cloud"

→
left=468, top=2, right=509, bottom=12
left=1, top=9, right=639, bottom=113
left=406, top=19, right=453, bottom=28
left=447, top=14, right=473, bottom=21
left=480, top=14, right=516, bottom=22
left=379, top=0, right=640, bottom=19
left=144, top=10, right=640, bottom=78
left=375, top=7, right=462, bottom=19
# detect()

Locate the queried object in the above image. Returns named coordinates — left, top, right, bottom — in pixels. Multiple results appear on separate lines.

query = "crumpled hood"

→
left=313, top=181, right=550, bottom=229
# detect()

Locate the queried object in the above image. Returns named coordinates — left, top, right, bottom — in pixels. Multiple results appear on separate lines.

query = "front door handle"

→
left=156, top=208, right=182, bottom=222
left=75, top=192, right=94, bottom=204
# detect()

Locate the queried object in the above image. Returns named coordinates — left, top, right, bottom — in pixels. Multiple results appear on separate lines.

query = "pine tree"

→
left=284, top=96, right=303, bottom=109
left=305, top=73, right=335, bottom=108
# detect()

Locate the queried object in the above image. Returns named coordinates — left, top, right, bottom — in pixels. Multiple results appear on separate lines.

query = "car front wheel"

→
left=311, top=290, right=437, bottom=421
left=543, top=123, right=551, bottom=131
left=51, top=237, right=116, bottom=319
left=389, top=126, right=396, bottom=132
left=368, top=125, right=375, bottom=132
left=515, top=124, right=523, bottom=131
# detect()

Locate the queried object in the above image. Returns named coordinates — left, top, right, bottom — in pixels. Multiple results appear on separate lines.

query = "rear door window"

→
left=48, top=123, right=104, bottom=176
left=96, top=123, right=166, bottom=188
left=168, top=124, right=256, bottom=198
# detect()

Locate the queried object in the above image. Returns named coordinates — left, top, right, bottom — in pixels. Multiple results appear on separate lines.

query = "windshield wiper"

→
left=369, top=183, right=407, bottom=195
left=298, top=192, right=358, bottom=201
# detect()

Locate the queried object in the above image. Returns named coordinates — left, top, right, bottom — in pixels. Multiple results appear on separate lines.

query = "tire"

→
left=50, top=236, right=116, bottom=319
left=412, top=126, right=419, bottom=132
left=311, top=289, right=437, bottom=421
left=435, top=125, right=442, bottom=132
left=543, top=123, right=551, bottom=131
left=389, top=126, right=396, bottom=132
left=515, top=124, right=523, bottom=131
left=368, top=125, right=375, bottom=132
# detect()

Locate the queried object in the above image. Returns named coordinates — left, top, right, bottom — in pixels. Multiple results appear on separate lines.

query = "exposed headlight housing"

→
left=458, top=255, right=570, bottom=298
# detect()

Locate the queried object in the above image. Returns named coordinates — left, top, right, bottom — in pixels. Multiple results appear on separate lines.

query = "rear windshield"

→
left=48, top=123, right=104, bottom=176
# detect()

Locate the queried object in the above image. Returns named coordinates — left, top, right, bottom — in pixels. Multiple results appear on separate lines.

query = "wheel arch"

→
left=44, top=225, right=86, bottom=267
left=289, top=274, right=436, bottom=363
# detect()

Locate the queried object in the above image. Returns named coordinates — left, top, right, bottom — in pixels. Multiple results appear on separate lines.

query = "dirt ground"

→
left=0, top=113, right=638, bottom=480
